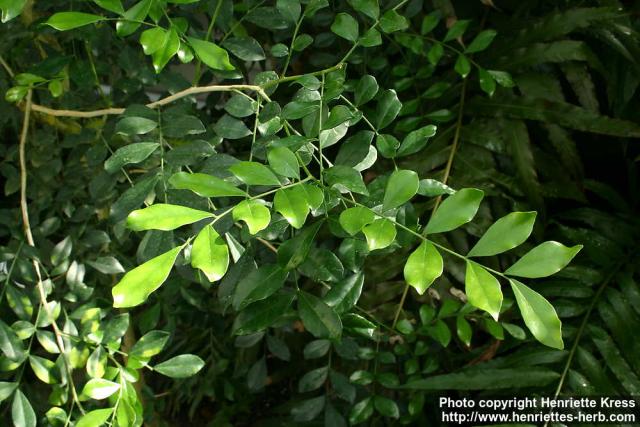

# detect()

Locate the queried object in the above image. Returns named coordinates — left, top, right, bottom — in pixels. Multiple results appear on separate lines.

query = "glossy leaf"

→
left=468, top=211, right=537, bottom=257
left=45, top=12, right=104, bottom=30
left=127, top=204, right=213, bottom=231
left=104, top=142, right=158, bottom=173
left=233, top=199, right=271, bottom=234
left=130, top=330, right=170, bottom=358
left=354, top=75, right=378, bottom=106
left=191, top=225, right=229, bottom=282
left=397, top=125, right=437, bottom=157
left=116, top=0, right=152, bottom=37
left=112, top=246, right=182, bottom=308
left=268, top=146, right=300, bottom=179
left=375, top=89, right=402, bottom=129
left=12, top=390, right=35, bottom=427
left=403, top=241, right=443, bottom=294
left=278, top=221, right=323, bottom=270
left=324, top=165, right=368, bottom=195
left=324, top=272, right=365, bottom=313
left=465, top=29, right=497, bottom=53
left=154, top=354, right=205, bottom=378
left=338, top=207, right=375, bottom=235
left=274, top=187, right=309, bottom=229
left=331, top=13, right=359, bottom=41
left=425, top=188, right=484, bottom=234
left=151, top=27, right=180, bottom=73
left=382, top=169, right=419, bottom=211
left=233, top=264, right=288, bottom=310
left=82, top=378, right=120, bottom=400
left=232, top=293, right=295, bottom=335
left=75, top=409, right=113, bottom=427
left=298, top=291, right=342, bottom=339
left=505, top=241, right=583, bottom=278
left=510, top=279, right=563, bottom=349
left=229, top=161, right=280, bottom=186
left=465, top=261, right=503, bottom=321
left=169, top=172, right=246, bottom=197
left=362, top=218, right=396, bottom=250
left=188, top=37, right=234, bottom=70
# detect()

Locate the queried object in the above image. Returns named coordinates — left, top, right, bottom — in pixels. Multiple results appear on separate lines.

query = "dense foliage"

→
left=1, top=0, right=639, bottom=425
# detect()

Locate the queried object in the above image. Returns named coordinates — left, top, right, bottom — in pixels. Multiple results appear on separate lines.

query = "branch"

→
left=29, top=84, right=268, bottom=118
left=19, top=90, right=85, bottom=414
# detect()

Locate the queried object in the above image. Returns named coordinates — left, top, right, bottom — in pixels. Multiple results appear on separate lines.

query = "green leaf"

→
left=12, top=390, right=35, bottom=427
left=421, top=11, right=441, bottom=34
left=362, top=218, right=396, bottom=251
left=222, top=37, right=266, bottom=61
left=465, top=261, right=503, bottom=321
left=112, top=246, right=182, bottom=308
left=0, top=320, right=24, bottom=361
left=347, top=0, right=378, bottom=19
left=505, top=241, right=582, bottom=278
left=324, top=166, right=368, bottom=195
left=214, top=114, right=251, bottom=139
left=465, top=29, right=497, bottom=53
left=191, top=225, right=229, bottom=282
left=349, top=398, right=374, bottom=424
left=379, top=10, right=408, bottom=33
left=488, top=70, right=515, bottom=87
left=94, top=0, right=124, bottom=14
left=456, top=315, right=472, bottom=346
left=87, top=347, right=106, bottom=378
left=324, top=272, right=364, bottom=314
left=427, top=43, right=444, bottom=65
left=188, top=37, right=234, bottom=70
left=278, top=221, right=322, bottom=270
left=291, top=396, right=326, bottom=422
left=169, top=172, right=246, bottom=197
left=154, top=354, right=205, bottom=378
left=360, top=27, right=382, bottom=47
left=232, top=200, right=271, bottom=235
left=454, top=54, right=471, bottom=78
left=468, top=211, right=537, bottom=257
left=151, top=27, right=180, bottom=73
left=116, top=0, right=152, bottom=37
left=374, top=396, right=399, bottom=418
left=298, top=366, right=329, bottom=392
left=130, top=330, right=170, bottom=358
left=319, top=123, right=349, bottom=149
left=44, top=12, right=104, bottom=30
left=87, top=256, right=125, bottom=275
left=510, top=279, right=563, bottom=349
left=115, top=116, right=157, bottom=136
left=274, top=187, right=309, bottom=229
left=29, top=355, right=59, bottom=384
left=229, top=161, right=280, bottom=186
left=104, top=142, right=158, bottom=173
left=0, top=0, right=27, bottom=23
left=81, top=378, right=120, bottom=400
left=417, top=179, right=454, bottom=197
left=127, top=204, right=213, bottom=231
left=443, top=19, right=470, bottom=42
left=232, top=293, right=295, bottom=335
left=478, top=68, right=496, bottom=96
left=268, top=147, right=300, bottom=179
left=303, top=340, right=331, bottom=359
left=375, top=89, right=402, bottom=129
left=233, top=264, right=288, bottom=310
left=0, top=382, right=17, bottom=402
left=331, top=13, right=359, bottom=42
left=397, top=125, right=437, bottom=157
left=339, top=207, right=375, bottom=235
left=4, top=86, right=28, bottom=103
left=298, top=291, right=342, bottom=339
left=354, top=75, right=378, bottom=106
left=403, top=241, right=443, bottom=295
left=383, top=169, right=419, bottom=211
left=425, top=188, right=484, bottom=234
left=75, top=408, right=113, bottom=427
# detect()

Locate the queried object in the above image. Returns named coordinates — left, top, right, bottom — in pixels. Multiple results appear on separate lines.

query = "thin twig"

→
left=19, top=90, right=85, bottom=414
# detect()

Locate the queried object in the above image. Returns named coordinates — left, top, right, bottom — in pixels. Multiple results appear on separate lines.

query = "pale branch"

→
left=29, top=84, right=269, bottom=118
left=19, top=89, right=85, bottom=414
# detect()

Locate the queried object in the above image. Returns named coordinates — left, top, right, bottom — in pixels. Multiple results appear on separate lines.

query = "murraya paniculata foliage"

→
left=0, top=0, right=639, bottom=425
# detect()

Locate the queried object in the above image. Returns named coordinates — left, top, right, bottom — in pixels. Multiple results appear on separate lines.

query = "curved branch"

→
left=29, top=84, right=268, bottom=118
